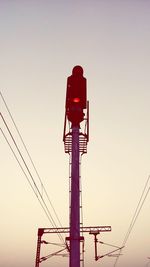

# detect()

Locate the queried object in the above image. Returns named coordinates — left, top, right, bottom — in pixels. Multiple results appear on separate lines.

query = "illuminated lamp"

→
left=72, top=97, right=80, bottom=103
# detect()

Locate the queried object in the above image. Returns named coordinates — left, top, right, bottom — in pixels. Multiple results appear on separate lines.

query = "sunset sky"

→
left=1, top=1, right=150, bottom=267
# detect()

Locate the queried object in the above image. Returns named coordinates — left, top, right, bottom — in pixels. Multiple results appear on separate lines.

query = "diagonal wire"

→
left=0, top=90, right=63, bottom=229
left=1, top=128, right=59, bottom=228
left=1, top=128, right=39, bottom=198
left=1, top=113, right=65, bottom=245
left=113, top=175, right=150, bottom=267
left=99, top=241, right=123, bottom=249
left=40, top=247, right=67, bottom=262
left=123, top=175, right=150, bottom=245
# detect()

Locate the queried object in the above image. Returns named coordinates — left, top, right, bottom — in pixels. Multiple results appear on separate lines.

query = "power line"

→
left=1, top=127, right=39, bottom=198
left=123, top=176, right=150, bottom=245
left=113, top=175, right=150, bottom=267
left=0, top=90, right=63, bottom=230
left=1, top=127, right=59, bottom=227
left=1, top=112, right=65, bottom=245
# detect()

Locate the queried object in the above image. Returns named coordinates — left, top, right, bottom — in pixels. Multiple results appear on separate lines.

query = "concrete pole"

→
left=70, top=125, right=80, bottom=267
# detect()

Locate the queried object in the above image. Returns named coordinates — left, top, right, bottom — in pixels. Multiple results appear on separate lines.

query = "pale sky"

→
left=0, top=1, right=150, bottom=267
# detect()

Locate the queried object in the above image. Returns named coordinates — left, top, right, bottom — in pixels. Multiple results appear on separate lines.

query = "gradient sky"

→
left=0, top=1, right=150, bottom=267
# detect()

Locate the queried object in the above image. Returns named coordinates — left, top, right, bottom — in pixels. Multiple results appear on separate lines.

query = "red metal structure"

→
left=35, top=66, right=111, bottom=267
left=64, top=65, right=88, bottom=267
left=35, top=226, right=111, bottom=266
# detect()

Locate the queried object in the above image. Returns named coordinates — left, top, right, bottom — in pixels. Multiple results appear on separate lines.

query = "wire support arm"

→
left=39, top=248, right=67, bottom=263
left=96, top=246, right=124, bottom=261
left=38, top=226, right=111, bottom=234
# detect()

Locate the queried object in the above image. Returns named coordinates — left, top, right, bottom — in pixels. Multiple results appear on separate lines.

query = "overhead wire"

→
left=1, top=127, right=39, bottom=198
left=40, top=247, right=67, bottom=262
left=0, top=91, right=63, bottom=229
left=1, top=110, right=65, bottom=245
left=113, top=175, right=150, bottom=267
left=1, top=127, right=63, bottom=232
left=123, top=176, right=150, bottom=245
left=0, top=113, right=64, bottom=243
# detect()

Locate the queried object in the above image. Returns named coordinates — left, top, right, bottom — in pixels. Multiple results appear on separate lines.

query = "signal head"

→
left=72, top=65, right=83, bottom=76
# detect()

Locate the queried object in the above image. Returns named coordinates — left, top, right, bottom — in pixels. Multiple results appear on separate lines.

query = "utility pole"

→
left=70, top=125, right=80, bottom=267
left=34, top=66, right=112, bottom=267
left=65, top=65, right=87, bottom=267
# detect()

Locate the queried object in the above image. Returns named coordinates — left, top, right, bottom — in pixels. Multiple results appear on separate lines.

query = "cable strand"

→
left=113, top=175, right=150, bottom=267
left=1, top=112, right=65, bottom=245
left=0, top=91, right=63, bottom=229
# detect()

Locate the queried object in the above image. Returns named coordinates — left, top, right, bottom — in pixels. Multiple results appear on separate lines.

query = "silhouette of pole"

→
left=65, top=65, right=87, bottom=267
left=70, top=124, right=80, bottom=267
left=34, top=66, right=112, bottom=267
left=35, top=229, right=43, bottom=267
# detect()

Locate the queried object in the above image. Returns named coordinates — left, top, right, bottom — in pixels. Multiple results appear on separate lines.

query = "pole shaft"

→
left=35, top=232, right=42, bottom=267
left=70, top=125, right=80, bottom=267
left=94, top=234, right=98, bottom=261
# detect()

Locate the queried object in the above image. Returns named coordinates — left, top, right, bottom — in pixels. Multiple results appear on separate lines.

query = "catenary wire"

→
left=0, top=91, right=63, bottom=229
left=123, top=175, right=150, bottom=245
left=1, top=127, right=60, bottom=227
left=1, top=112, right=65, bottom=245
left=1, top=124, right=64, bottom=244
left=113, top=175, right=150, bottom=267
left=1, top=128, right=38, bottom=198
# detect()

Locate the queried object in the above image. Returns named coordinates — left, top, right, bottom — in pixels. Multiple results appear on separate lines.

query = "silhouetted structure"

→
left=35, top=66, right=111, bottom=267
left=66, top=65, right=86, bottom=125
left=65, top=66, right=88, bottom=267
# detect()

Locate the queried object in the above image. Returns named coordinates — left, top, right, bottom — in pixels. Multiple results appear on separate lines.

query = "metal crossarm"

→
left=38, top=226, right=111, bottom=235
left=35, top=226, right=111, bottom=267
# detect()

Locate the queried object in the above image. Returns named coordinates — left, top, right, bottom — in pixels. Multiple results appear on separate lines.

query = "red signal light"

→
left=72, top=97, right=80, bottom=103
